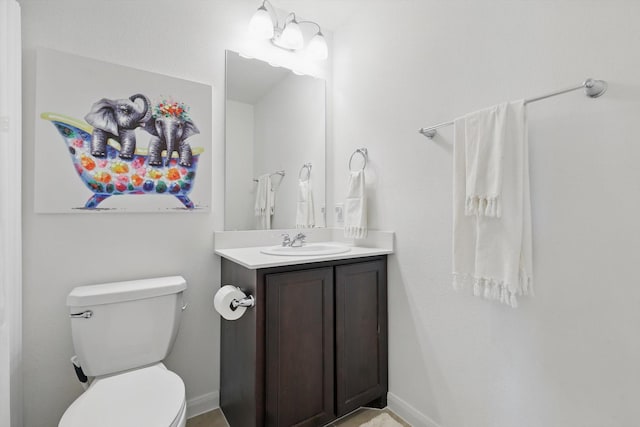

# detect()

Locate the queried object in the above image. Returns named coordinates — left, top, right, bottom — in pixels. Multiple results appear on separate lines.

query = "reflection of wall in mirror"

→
left=254, top=73, right=325, bottom=229
left=225, top=100, right=255, bottom=230
left=225, top=50, right=327, bottom=231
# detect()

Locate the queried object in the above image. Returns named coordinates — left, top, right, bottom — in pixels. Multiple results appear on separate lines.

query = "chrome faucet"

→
left=290, top=233, right=306, bottom=247
left=281, top=232, right=306, bottom=247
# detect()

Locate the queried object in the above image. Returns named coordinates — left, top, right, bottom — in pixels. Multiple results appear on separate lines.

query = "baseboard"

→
left=185, top=390, right=437, bottom=425
left=186, top=390, right=219, bottom=419
left=387, top=392, right=442, bottom=427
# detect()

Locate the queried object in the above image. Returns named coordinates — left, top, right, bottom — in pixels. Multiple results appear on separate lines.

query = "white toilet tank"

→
left=66, top=276, right=187, bottom=377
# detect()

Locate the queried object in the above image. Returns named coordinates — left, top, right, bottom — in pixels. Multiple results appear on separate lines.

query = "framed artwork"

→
left=34, top=48, right=212, bottom=212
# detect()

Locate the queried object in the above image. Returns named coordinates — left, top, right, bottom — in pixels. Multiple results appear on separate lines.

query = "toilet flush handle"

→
left=69, top=310, right=93, bottom=319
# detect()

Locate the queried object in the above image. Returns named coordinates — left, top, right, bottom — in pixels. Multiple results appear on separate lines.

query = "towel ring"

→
left=298, top=163, right=312, bottom=182
left=349, top=148, right=368, bottom=172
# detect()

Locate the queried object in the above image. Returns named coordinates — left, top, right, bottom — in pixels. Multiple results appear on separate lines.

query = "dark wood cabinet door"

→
left=265, top=267, right=335, bottom=427
left=335, top=260, right=388, bottom=416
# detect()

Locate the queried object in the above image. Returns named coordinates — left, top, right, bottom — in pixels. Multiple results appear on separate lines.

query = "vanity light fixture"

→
left=248, top=0, right=329, bottom=60
left=248, top=3, right=275, bottom=39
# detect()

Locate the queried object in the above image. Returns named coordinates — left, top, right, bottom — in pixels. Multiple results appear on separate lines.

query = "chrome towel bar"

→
left=418, top=78, right=607, bottom=139
left=253, top=170, right=285, bottom=182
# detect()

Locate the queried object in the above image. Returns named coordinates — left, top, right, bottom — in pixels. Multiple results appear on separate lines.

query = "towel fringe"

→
left=452, top=274, right=465, bottom=292
left=452, top=273, right=533, bottom=308
left=344, top=225, right=367, bottom=239
left=465, top=195, right=501, bottom=218
left=255, top=208, right=274, bottom=215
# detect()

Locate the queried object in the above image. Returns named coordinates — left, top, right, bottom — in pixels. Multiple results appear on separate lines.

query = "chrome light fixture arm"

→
left=297, top=19, right=326, bottom=44
left=259, top=0, right=280, bottom=28
left=298, top=20, right=322, bottom=33
left=283, top=11, right=297, bottom=26
left=259, top=1, right=300, bottom=39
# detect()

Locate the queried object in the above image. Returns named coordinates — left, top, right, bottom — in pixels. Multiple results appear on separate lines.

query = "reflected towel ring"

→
left=299, top=163, right=312, bottom=182
left=348, top=148, right=368, bottom=172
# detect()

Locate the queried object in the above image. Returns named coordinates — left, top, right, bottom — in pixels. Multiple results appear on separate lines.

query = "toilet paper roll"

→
left=214, top=285, right=249, bottom=320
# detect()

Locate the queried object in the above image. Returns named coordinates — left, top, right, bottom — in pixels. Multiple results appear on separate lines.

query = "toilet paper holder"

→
left=214, top=285, right=256, bottom=320
left=228, top=287, right=255, bottom=311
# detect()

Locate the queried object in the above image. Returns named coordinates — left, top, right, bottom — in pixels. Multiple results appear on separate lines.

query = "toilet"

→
left=59, top=276, right=188, bottom=427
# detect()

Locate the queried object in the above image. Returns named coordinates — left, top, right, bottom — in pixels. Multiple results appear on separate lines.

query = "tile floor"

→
left=185, top=409, right=227, bottom=427
left=186, top=407, right=411, bottom=427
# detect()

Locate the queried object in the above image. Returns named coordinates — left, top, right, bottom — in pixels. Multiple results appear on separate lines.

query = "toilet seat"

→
left=59, top=363, right=185, bottom=427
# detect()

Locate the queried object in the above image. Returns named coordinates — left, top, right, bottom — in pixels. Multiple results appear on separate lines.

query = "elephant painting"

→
left=84, top=93, right=152, bottom=159
left=145, top=100, right=200, bottom=167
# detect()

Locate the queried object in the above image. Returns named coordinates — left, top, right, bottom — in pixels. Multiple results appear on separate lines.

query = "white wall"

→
left=21, top=1, right=640, bottom=426
left=225, top=100, right=255, bottom=230
left=1, top=2, right=23, bottom=426
left=18, top=1, right=331, bottom=426
left=331, top=1, right=640, bottom=426
left=254, top=73, right=326, bottom=229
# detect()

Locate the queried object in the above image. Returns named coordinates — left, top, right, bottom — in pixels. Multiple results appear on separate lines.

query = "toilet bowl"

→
left=59, top=276, right=188, bottom=427
left=59, top=364, right=186, bottom=427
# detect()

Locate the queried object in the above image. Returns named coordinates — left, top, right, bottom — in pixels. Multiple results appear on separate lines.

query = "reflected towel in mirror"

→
left=296, top=179, right=315, bottom=228
left=255, top=174, right=274, bottom=229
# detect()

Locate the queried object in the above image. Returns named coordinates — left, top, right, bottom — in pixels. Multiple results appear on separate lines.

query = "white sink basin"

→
left=261, top=243, right=351, bottom=257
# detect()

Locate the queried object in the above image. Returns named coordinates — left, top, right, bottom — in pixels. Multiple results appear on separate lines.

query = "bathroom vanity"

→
left=216, top=235, right=391, bottom=427
left=221, top=50, right=391, bottom=425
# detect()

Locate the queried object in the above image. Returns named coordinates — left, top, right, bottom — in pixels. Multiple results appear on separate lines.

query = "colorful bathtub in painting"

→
left=41, top=112, right=204, bottom=209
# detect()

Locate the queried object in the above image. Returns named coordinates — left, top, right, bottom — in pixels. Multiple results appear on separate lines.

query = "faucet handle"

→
left=281, top=233, right=291, bottom=246
left=289, top=232, right=306, bottom=247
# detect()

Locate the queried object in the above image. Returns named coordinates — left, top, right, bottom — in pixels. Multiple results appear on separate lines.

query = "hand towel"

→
left=296, top=178, right=315, bottom=228
left=464, top=102, right=508, bottom=217
left=452, top=100, right=533, bottom=307
left=254, top=174, right=273, bottom=229
left=344, top=169, right=367, bottom=239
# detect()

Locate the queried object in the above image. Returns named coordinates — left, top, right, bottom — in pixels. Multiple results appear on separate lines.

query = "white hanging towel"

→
left=452, top=100, right=533, bottom=307
left=296, top=178, right=315, bottom=228
left=254, top=174, right=273, bottom=229
left=464, top=102, right=508, bottom=217
left=344, top=169, right=367, bottom=239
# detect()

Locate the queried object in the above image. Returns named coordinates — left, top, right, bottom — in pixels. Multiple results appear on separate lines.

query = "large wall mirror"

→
left=224, top=50, right=326, bottom=230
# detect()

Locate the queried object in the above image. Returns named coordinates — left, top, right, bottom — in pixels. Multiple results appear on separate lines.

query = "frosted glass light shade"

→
left=279, top=20, right=304, bottom=50
left=248, top=6, right=274, bottom=40
left=307, top=32, right=328, bottom=60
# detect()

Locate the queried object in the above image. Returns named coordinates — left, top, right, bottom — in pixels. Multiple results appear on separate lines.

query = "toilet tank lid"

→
left=67, top=276, right=186, bottom=307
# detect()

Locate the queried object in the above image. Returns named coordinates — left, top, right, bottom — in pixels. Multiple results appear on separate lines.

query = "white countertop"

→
left=215, top=242, right=392, bottom=270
